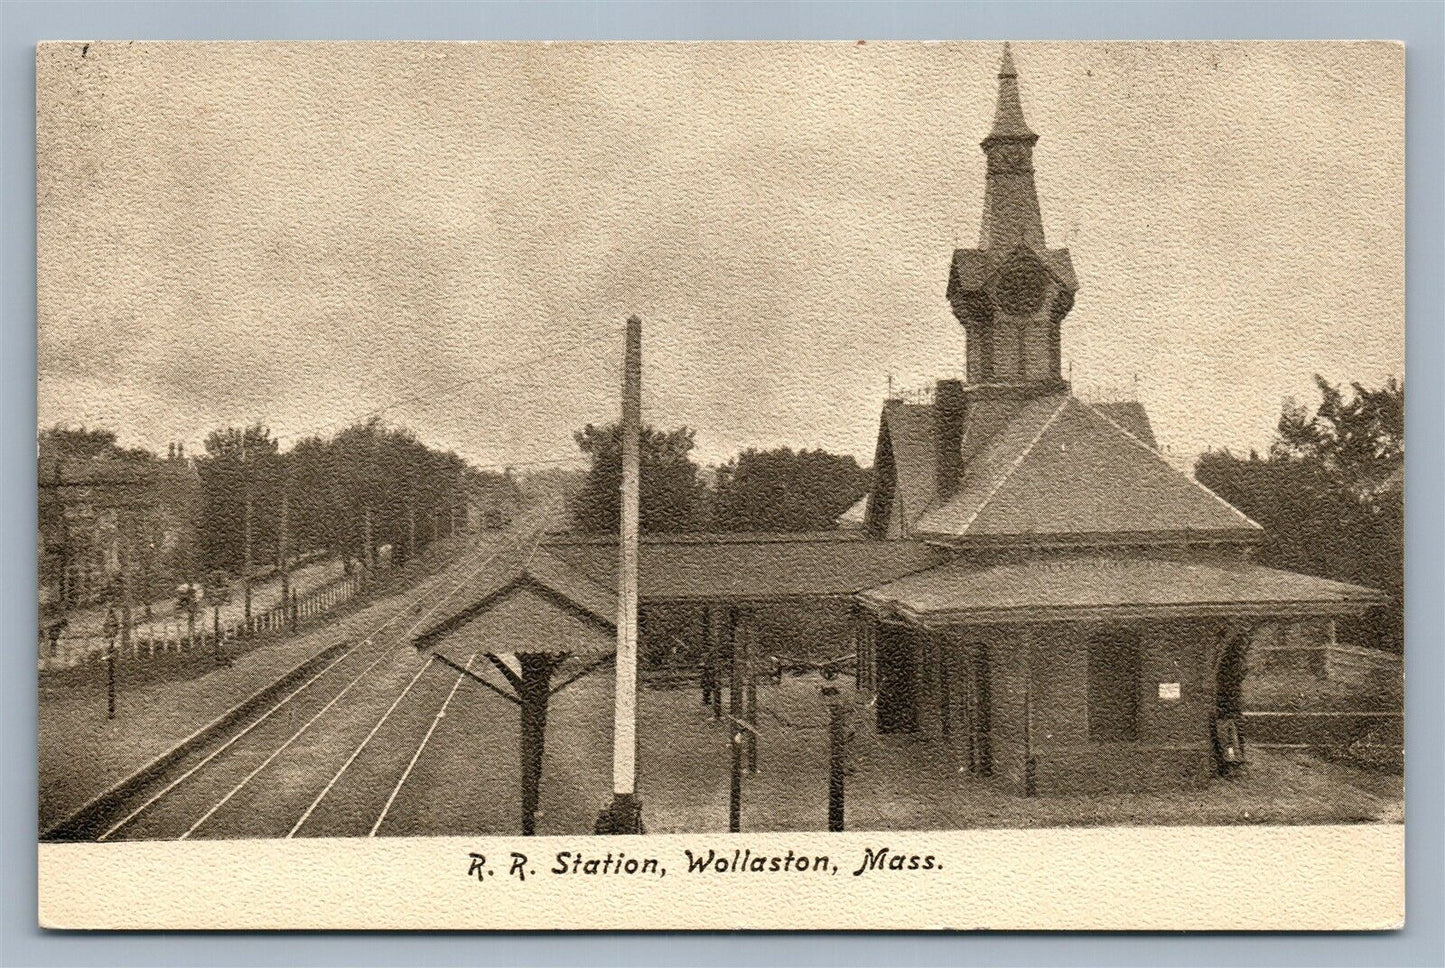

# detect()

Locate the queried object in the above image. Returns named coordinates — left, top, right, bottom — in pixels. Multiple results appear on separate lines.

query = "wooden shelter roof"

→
left=542, top=534, right=946, bottom=604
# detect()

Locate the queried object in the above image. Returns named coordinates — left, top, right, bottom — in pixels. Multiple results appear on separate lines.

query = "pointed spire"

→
left=998, top=41, right=1017, bottom=78
left=986, top=42, right=1035, bottom=143
left=979, top=43, right=1045, bottom=249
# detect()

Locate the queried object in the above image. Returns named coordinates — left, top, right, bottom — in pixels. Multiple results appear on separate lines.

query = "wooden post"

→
left=963, top=647, right=976, bottom=771
left=743, top=609, right=758, bottom=774
left=939, top=632, right=952, bottom=737
left=106, top=645, right=116, bottom=719
left=407, top=493, right=417, bottom=563
left=699, top=606, right=713, bottom=707
left=103, top=605, right=119, bottom=720
left=519, top=654, right=561, bottom=836
left=825, top=686, right=846, bottom=832
left=1022, top=633, right=1036, bottom=796
left=118, top=527, right=133, bottom=666
left=728, top=606, right=742, bottom=833
left=278, top=476, right=290, bottom=606
left=213, top=605, right=225, bottom=666
left=602, top=314, right=644, bottom=834
left=363, top=506, right=374, bottom=583
left=455, top=465, right=466, bottom=536
left=711, top=624, right=723, bottom=723
left=241, top=448, right=253, bottom=637
left=853, top=609, right=863, bottom=691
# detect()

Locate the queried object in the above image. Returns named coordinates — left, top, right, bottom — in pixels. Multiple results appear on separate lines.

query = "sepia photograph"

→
left=33, top=39, right=1405, bottom=930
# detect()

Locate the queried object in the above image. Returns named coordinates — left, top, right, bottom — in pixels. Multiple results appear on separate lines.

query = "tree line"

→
left=569, top=421, right=871, bottom=535
left=196, top=418, right=481, bottom=578
left=1195, top=376, right=1403, bottom=652
left=39, top=419, right=502, bottom=604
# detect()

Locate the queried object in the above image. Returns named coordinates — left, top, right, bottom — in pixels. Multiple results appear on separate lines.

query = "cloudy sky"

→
left=37, top=41, right=1403, bottom=470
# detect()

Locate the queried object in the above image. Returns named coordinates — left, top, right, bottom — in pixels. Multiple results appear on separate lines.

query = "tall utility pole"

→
left=118, top=522, right=133, bottom=656
left=600, top=314, right=643, bottom=834
left=453, top=465, right=465, bottom=535
left=407, top=485, right=418, bottom=563
left=241, top=439, right=253, bottom=636
left=360, top=427, right=376, bottom=584
left=728, top=607, right=743, bottom=833
left=363, top=506, right=374, bottom=580
left=277, top=462, right=291, bottom=606
left=825, top=686, right=847, bottom=832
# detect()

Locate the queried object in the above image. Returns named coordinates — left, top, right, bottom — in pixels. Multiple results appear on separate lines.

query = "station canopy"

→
left=857, top=556, right=1390, bottom=628
left=413, top=533, right=947, bottom=656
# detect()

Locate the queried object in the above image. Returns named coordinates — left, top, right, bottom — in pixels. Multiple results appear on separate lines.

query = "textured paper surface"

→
left=36, top=40, right=1405, bottom=931
left=39, top=827, right=1405, bottom=931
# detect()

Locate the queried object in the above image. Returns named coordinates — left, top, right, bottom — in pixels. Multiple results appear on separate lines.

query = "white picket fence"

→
left=38, top=571, right=365, bottom=673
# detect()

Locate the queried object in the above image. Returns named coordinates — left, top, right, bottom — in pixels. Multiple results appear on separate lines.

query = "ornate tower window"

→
left=944, top=44, right=1078, bottom=391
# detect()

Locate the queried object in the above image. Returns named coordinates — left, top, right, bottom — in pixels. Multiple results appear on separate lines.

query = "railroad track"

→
left=55, top=506, right=558, bottom=843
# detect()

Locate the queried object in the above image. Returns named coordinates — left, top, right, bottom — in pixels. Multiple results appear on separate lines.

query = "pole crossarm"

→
left=549, top=652, right=615, bottom=698
left=483, top=652, right=524, bottom=692
left=432, top=651, right=520, bottom=706
left=724, top=712, right=760, bottom=737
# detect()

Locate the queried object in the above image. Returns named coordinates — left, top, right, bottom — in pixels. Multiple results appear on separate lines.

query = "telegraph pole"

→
left=599, top=314, right=643, bottom=834
left=278, top=462, right=291, bottom=607
left=454, top=464, right=465, bottom=535
left=118, top=523, right=133, bottom=660
left=407, top=486, right=418, bottom=563
left=744, top=610, right=758, bottom=773
left=363, top=506, right=374, bottom=580
left=241, top=438, right=253, bottom=636
left=729, top=608, right=743, bottom=832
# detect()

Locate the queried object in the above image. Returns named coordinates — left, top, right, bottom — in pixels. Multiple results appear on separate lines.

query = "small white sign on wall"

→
left=1158, top=682, right=1182, bottom=701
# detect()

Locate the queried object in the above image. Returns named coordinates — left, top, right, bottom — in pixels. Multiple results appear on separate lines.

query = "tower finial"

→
left=998, top=41, right=1017, bottom=78
left=986, top=42, right=1034, bottom=143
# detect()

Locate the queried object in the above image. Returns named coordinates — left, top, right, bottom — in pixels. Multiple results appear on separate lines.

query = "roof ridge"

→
left=1074, top=398, right=1263, bottom=531
left=527, top=547, right=614, bottom=600
left=958, top=394, right=1070, bottom=534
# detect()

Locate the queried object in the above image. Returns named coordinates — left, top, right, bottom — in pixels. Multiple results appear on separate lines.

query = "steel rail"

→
left=369, top=652, right=478, bottom=837
left=178, top=514, right=555, bottom=840
left=284, top=508, right=560, bottom=837
left=95, top=513, right=545, bottom=841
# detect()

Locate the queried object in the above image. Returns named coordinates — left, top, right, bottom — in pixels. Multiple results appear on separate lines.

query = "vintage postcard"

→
left=36, top=41, right=1404, bottom=930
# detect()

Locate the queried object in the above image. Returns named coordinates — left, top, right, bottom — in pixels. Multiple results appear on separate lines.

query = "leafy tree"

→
left=1195, top=376, right=1403, bottom=652
left=196, top=418, right=477, bottom=578
left=712, top=447, right=871, bottom=533
left=39, top=425, right=153, bottom=463
left=1273, top=375, right=1403, bottom=493
left=571, top=422, right=705, bottom=533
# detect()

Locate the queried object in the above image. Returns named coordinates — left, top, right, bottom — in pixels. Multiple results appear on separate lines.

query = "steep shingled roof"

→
left=879, top=401, right=941, bottom=531
left=1090, top=400, right=1156, bottom=449
left=914, top=395, right=1260, bottom=543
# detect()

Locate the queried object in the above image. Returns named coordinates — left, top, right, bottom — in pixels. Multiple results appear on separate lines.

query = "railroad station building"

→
left=418, top=46, right=1387, bottom=800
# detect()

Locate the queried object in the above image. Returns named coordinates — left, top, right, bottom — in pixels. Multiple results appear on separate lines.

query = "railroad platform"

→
left=38, top=533, right=484, bottom=833
left=39, top=619, right=345, bottom=832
